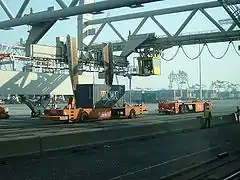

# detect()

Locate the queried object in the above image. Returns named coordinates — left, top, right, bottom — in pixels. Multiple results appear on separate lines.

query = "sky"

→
left=0, top=0, right=240, bottom=90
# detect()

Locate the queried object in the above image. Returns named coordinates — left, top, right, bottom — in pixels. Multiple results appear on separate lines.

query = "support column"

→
left=103, top=43, right=114, bottom=86
left=77, top=0, right=84, bottom=50
left=25, top=20, right=57, bottom=56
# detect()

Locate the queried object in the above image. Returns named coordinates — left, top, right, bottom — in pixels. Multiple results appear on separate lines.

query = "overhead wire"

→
left=231, top=41, right=240, bottom=56
left=160, top=41, right=239, bottom=61
left=160, top=46, right=181, bottom=61
left=205, top=41, right=231, bottom=60
left=181, top=44, right=205, bottom=60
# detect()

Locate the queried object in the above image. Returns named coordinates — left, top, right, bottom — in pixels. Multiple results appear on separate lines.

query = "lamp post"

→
left=199, top=43, right=203, bottom=100
left=128, top=74, right=132, bottom=104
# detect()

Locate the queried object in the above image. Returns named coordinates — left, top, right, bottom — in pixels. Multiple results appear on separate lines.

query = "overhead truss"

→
left=0, top=0, right=163, bottom=29
left=0, top=0, right=239, bottom=54
left=0, top=0, right=164, bottom=56
left=83, top=0, right=240, bottom=51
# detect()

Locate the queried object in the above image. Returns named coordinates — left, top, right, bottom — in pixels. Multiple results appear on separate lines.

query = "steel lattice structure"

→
left=84, top=0, right=240, bottom=52
left=0, top=0, right=164, bottom=54
left=0, top=0, right=239, bottom=68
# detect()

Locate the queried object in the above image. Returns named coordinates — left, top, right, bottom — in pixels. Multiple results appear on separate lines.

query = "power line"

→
left=160, top=41, right=240, bottom=61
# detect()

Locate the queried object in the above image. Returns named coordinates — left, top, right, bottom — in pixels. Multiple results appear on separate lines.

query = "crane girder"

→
left=86, top=30, right=240, bottom=52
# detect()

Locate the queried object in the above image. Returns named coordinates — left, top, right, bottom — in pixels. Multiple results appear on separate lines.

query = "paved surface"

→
left=0, top=100, right=237, bottom=140
left=0, top=123, right=240, bottom=180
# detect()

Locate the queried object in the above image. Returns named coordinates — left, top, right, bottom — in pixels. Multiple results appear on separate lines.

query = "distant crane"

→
left=209, top=80, right=239, bottom=99
left=189, top=83, right=207, bottom=99
left=168, top=70, right=190, bottom=99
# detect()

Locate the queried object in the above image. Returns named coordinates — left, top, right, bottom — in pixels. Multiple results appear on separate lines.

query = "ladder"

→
left=218, top=0, right=240, bottom=28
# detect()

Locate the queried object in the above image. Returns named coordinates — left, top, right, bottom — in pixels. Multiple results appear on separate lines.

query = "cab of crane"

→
left=137, top=56, right=161, bottom=76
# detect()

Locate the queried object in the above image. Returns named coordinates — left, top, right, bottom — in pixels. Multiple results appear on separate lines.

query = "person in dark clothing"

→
left=204, top=106, right=213, bottom=128
left=236, top=106, right=240, bottom=123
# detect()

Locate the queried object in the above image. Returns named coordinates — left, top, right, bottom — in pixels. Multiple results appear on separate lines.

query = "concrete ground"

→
left=0, top=100, right=237, bottom=140
left=0, top=123, right=240, bottom=180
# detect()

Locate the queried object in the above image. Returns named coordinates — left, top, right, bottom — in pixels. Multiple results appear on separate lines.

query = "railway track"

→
left=224, top=170, right=240, bottom=180
left=160, top=150, right=240, bottom=180
left=0, top=123, right=239, bottom=180
left=109, top=142, right=240, bottom=180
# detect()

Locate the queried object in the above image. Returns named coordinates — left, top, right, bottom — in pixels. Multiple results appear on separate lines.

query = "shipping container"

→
left=142, top=91, right=157, bottom=103
left=76, top=84, right=125, bottom=108
left=124, top=90, right=142, bottom=103
left=30, top=44, right=63, bottom=60
left=156, top=90, right=175, bottom=101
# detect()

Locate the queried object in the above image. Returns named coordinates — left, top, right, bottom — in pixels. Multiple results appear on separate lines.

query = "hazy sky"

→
left=0, top=0, right=239, bottom=90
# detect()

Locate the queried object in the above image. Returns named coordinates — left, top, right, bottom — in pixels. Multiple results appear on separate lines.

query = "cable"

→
left=160, top=41, right=239, bottom=62
left=160, top=46, right=181, bottom=61
left=231, top=41, right=240, bottom=56
left=181, top=44, right=205, bottom=60
left=205, top=41, right=231, bottom=60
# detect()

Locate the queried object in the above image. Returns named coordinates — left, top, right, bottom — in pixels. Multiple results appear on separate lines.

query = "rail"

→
left=109, top=141, right=240, bottom=180
left=224, top=170, right=240, bottom=180
left=157, top=148, right=240, bottom=180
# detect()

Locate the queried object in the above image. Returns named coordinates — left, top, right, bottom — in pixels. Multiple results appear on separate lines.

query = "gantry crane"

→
left=208, top=80, right=239, bottom=99
left=41, top=35, right=148, bottom=122
left=168, top=70, right=190, bottom=99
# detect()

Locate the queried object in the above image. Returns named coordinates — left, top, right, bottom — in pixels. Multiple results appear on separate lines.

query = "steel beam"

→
left=16, top=0, right=31, bottom=18
left=0, top=0, right=163, bottom=29
left=88, top=23, right=106, bottom=47
left=87, top=30, right=240, bottom=51
left=26, top=20, right=57, bottom=45
left=150, top=16, right=172, bottom=37
left=69, top=0, right=80, bottom=7
left=199, top=8, right=225, bottom=32
left=108, top=23, right=126, bottom=42
left=85, top=0, right=240, bottom=26
left=148, top=31, right=240, bottom=47
left=25, top=20, right=57, bottom=56
left=77, top=0, right=84, bottom=50
left=0, top=0, right=14, bottom=19
left=56, top=0, right=68, bottom=9
left=132, top=17, right=148, bottom=35
left=228, top=23, right=237, bottom=31
left=174, top=9, right=197, bottom=37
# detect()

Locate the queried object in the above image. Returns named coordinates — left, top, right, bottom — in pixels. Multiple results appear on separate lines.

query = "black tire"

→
left=179, top=105, right=185, bottom=114
left=79, top=112, right=88, bottom=122
left=31, top=111, right=35, bottom=117
left=5, top=114, right=10, bottom=119
left=128, top=110, right=136, bottom=119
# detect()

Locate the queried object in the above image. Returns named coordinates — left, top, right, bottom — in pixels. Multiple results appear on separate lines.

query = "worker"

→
left=235, top=106, right=240, bottom=123
left=204, top=105, right=212, bottom=128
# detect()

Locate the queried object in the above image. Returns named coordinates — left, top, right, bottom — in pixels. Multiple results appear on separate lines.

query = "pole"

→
left=77, top=0, right=84, bottom=50
left=129, top=74, right=132, bottom=104
left=199, top=43, right=202, bottom=100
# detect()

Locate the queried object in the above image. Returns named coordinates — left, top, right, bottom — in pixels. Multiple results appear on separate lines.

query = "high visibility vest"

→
left=204, top=109, right=211, bottom=118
